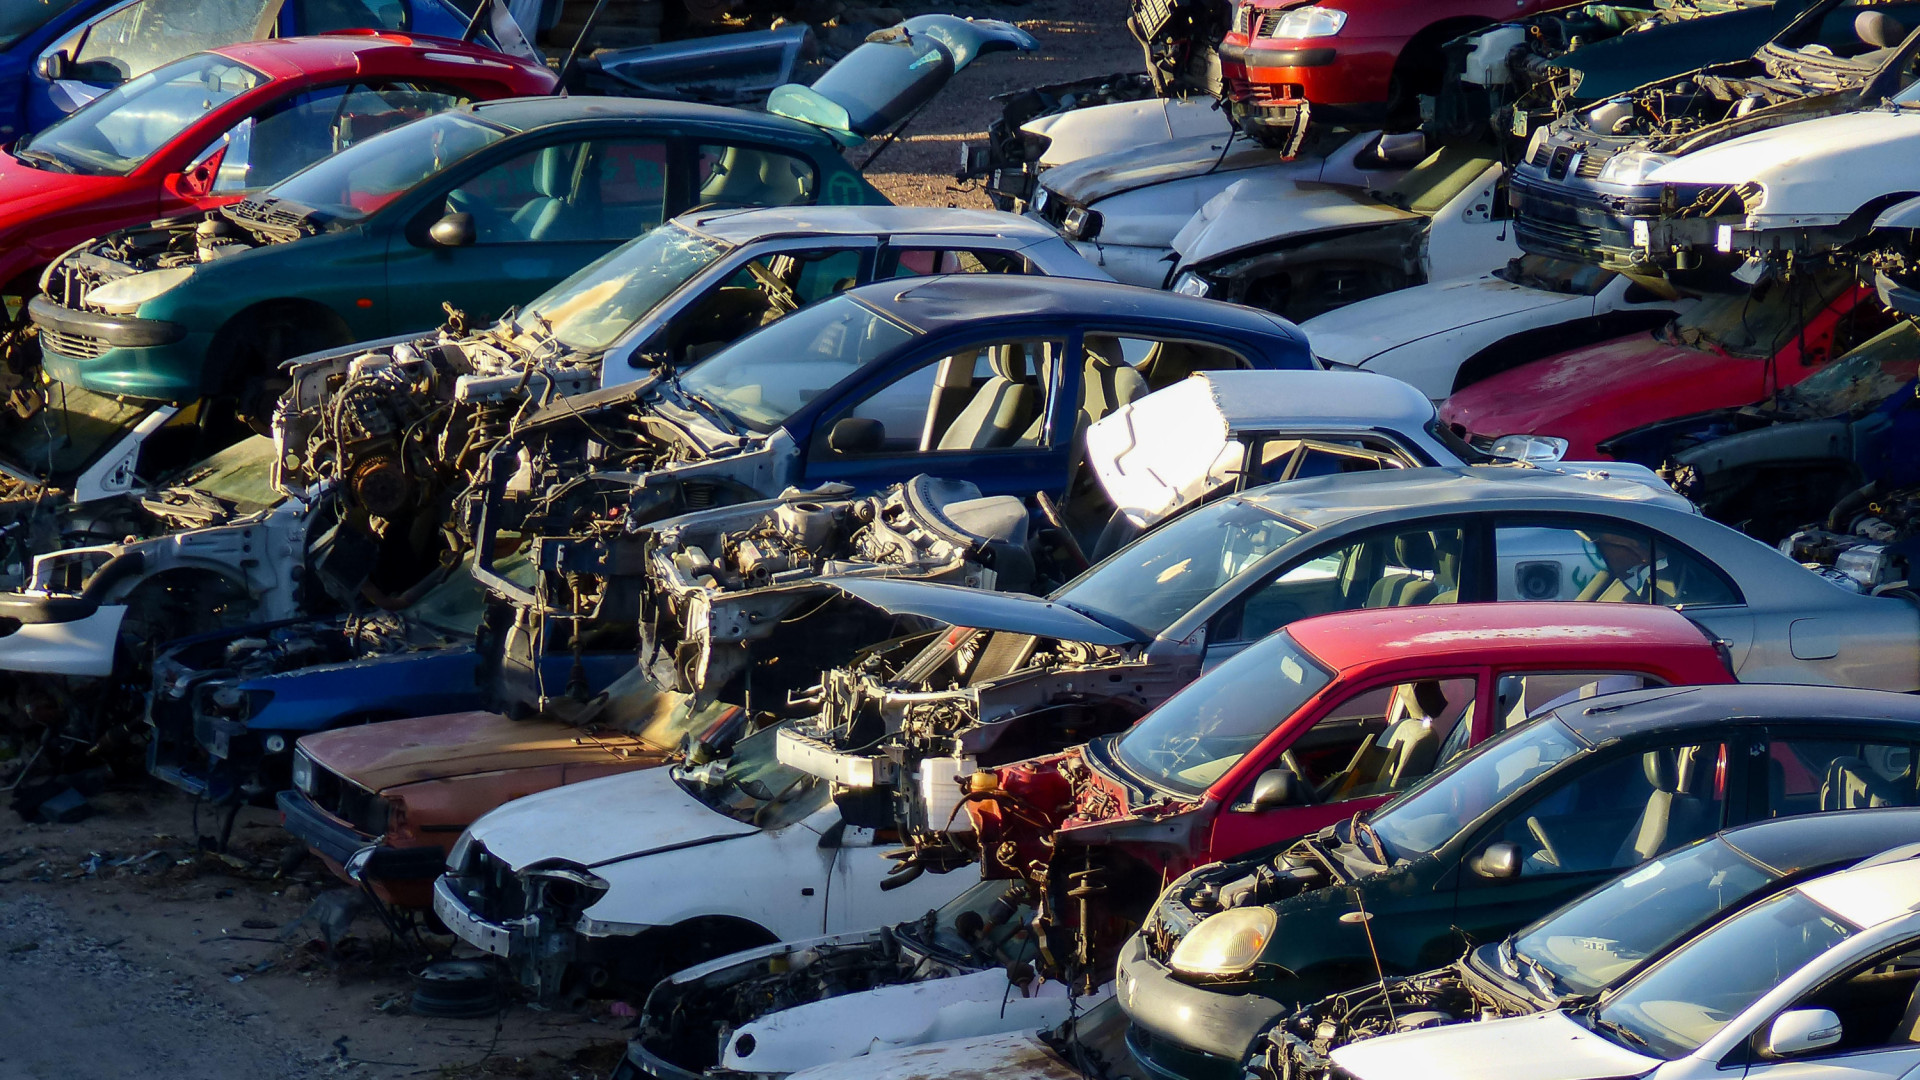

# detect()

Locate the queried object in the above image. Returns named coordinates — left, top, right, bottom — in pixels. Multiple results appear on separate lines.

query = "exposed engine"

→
left=1249, top=963, right=1510, bottom=1080
left=42, top=209, right=283, bottom=317
left=1778, top=482, right=1920, bottom=594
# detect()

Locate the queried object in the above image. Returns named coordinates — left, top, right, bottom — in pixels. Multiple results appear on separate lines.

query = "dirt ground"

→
left=0, top=5, right=1134, bottom=1077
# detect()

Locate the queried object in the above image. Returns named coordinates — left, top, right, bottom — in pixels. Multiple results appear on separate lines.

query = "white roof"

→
left=1800, top=856, right=1920, bottom=929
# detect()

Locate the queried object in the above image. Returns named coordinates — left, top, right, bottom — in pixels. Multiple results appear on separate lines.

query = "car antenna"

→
left=1340, top=890, right=1396, bottom=1026
left=555, top=0, right=613, bottom=94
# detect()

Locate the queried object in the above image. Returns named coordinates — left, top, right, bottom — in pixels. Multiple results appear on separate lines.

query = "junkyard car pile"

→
left=20, top=0, right=1920, bottom=1078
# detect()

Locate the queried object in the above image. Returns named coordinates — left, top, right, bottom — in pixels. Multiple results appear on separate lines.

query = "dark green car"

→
left=29, top=96, right=885, bottom=415
left=1114, top=683, right=1920, bottom=1080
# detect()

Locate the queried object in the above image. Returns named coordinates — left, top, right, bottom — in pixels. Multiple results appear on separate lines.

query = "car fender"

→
left=1649, top=110, right=1920, bottom=229
left=575, top=817, right=837, bottom=942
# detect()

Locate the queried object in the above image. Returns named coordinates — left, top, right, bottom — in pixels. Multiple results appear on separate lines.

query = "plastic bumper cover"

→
left=1116, top=933, right=1283, bottom=1080
left=0, top=602, right=125, bottom=676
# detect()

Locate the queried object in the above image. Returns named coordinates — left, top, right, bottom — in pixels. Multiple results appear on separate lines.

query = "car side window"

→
left=1492, top=672, right=1661, bottom=732
left=72, top=0, right=276, bottom=82
left=1282, top=678, right=1476, bottom=804
left=211, top=81, right=466, bottom=194
left=1486, top=741, right=1727, bottom=878
left=1250, top=437, right=1411, bottom=486
left=818, top=339, right=1066, bottom=456
left=1074, top=335, right=1248, bottom=432
left=668, top=249, right=869, bottom=365
left=884, top=248, right=1030, bottom=277
left=1763, top=736, right=1916, bottom=818
left=442, top=138, right=670, bottom=244
left=1493, top=519, right=1740, bottom=606
left=1774, top=941, right=1920, bottom=1058
left=1217, top=524, right=1466, bottom=644
left=696, top=143, right=818, bottom=208
left=295, top=0, right=408, bottom=33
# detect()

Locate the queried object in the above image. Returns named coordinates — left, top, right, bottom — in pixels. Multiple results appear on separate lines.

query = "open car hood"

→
left=1172, top=177, right=1423, bottom=266
left=767, top=15, right=1037, bottom=144
left=1331, top=1010, right=1661, bottom=1080
left=821, top=578, right=1146, bottom=646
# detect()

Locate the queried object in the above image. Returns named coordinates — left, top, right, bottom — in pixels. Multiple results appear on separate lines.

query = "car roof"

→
left=845, top=274, right=1305, bottom=341
left=1719, top=807, right=1920, bottom=876
left=210, top=30, right=521, bottom=82
left=1175, top=369, right=1437, bottom=429
left=678, top=205, right=1061, bottom=245
left=465, top=93, right=827, bottom=138
left=1236, top=464, right=1696, bottom=528
left=1284, top=602, right=1715, bottom=673
left=1800, top=857, right=1920, bottom=929
left=1553, top=683, right=1920, bottom=746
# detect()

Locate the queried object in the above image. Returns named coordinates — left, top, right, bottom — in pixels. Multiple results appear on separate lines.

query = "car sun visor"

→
left=767, top=14, right=1037, bottom=144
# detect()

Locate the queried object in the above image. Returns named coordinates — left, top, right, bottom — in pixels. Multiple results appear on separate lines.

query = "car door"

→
left=1450, top=734, right=1737, bottom=950
left=383, top=133, right=672, bottom=334
left=1748, top=727, right=1920, bottom=821
left=642, top=242, right=876, bottom=371
left=1207, top=673, right=1482, bottom=859
left=1735, top=936, right=1920, bottom=1080
left=1202, top=520, right=1473, bottom=669
left=796, top=332, right=1076, bottom=497
left=820, top=815, right=972, bottom=933
left=47, top=0, right=279, bottom=103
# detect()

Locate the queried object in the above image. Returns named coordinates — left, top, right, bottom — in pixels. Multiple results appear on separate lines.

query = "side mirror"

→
left=1767, top=1009, right=1842, bottom=1057
left=36, top=50, right=70, bottom=82
left=1244, top=768, right=1304, bottom=811
left=827, top=417, right=884, bottom=454
left=428, top=211, right=476, bottom=248
left=1470, top=841, right=1522, bottom=880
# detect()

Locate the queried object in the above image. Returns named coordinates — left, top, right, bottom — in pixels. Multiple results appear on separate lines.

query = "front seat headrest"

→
left=1858, top=9, right=1908, bottom=48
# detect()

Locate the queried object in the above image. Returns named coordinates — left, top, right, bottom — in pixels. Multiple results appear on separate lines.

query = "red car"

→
left=1221, top=0, right=1563, bottom=143
left=0, top=31, right=553, bottom=309
left=1440, top=271, right=1888, bottom=461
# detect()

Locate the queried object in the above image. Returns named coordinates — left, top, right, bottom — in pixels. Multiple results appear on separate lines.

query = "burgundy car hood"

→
left=1440, top=331, right=1764, bottom=459
left=0, top=158, right=121, bottom=222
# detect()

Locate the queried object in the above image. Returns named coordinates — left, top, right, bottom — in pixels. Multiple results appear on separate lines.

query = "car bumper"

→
left=0, top=601, right=125, bottom=676
left=1219, top=30, right=1395, bottom=120
left=1116, top=934, right=1284, bottom=1080
left=31, top=296, right=207, bottom=401
left=610, top=1039, right=704, bottom=1080
left=434, top=874, right=520, bottom=958
left=1508, top=171, right=1658, bottom=268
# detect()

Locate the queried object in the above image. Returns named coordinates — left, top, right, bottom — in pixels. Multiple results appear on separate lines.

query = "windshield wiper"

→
left=1587, top=1014, right=1656, bottom=1054
left=14, top=147, right=74, bottom=174
left=1515, top=950, right=1562, bottom=1000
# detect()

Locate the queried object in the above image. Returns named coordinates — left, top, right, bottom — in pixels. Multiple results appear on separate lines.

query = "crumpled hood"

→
left=1331, top=1010, right=1661, bottom=1080
left=462, top=762, right=755, bottom=871
left=1440, top=331, right=1762, bottom=458
left=1173, top=177, right=1418, bottom=267
left=1038, top=132, right=1289, bottom=206
left=1304, top=274, right=1588, bottom=368
left=1649, top=108, right=1920, bottom=220
left=298, top=710, right=671, bottom=792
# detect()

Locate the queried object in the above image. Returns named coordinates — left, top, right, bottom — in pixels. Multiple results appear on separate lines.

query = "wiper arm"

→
left=15, top=147, right=73, bottom=173
left=1517, top=951, right=1561, bottom=1000
left=1588, top=1014, right=1655, bottom=1053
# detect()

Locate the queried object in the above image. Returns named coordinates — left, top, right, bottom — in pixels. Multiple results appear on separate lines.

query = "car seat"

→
left=510, top=145, right=586, bottom=241
left=1612, top=746, right=1714, bottom=867
left=1320, top=681, right=1449, bottom=801
left=1365, top=533, right=1439, bottom=607
left=1821, top=756, right=1901, bottom=810
left=701, top=148, right=811, bottom=207
left=938, top=346, right=1038, bottom=450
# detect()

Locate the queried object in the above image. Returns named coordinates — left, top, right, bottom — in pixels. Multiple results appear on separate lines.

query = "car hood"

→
left=822, top=578, right=1146, bottom=646
left=1552, top=1, right=1799, bottom=103
left=0, top=154, right=122, bottom=223
left=298, top=710, right=671, bottom=793
left=1172, top=176, right=1420, bottom=267
left=1439, top=331, right=1763, bottom=457
left=1086, top=375, right=1243, bottom=528
left=463, top=764, right=758, bottom=871
left=767, top=14, right=1036, bottom=144
left=1648, top=108, right=1920, bottom=208
left=1331, top=1010, right=1662, bottom=1080
left=1305, top=274, right=1588, bottom=368
left=781, top=1030, right=1080, bottom=1080
left=1037, top=132, right=1290, bottom=206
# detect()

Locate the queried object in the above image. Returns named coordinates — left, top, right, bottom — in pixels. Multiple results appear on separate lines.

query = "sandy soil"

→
left=0, top=6, right=1137, bottom=1076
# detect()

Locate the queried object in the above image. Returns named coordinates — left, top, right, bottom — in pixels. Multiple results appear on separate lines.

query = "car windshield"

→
left=1, top=0, right=87, bottom=50
left=1114, top=631, right=1333, bottom=795
left=164, top=434, right=279, bottom=510
left=1507, top=837, right=1777, bottom=997
left=1663, top=271, right=1853, bottom=358
left=1369, top=718, right=1586, bottom=857
left=1054, top=497, right=1303, bottom=639
left=673, top=295, right=917, bottom=432
left=1775, top=320, right=1920, bottom=417
left=897, top=879, right=1038, bottom=964
left=672, top=722, right=829, bottom=829
left=517, top=223, right=732, bottom=354
left=18, top=52, right=263, bottom=176
left=1594, top=890, right=1856, bottom=1059
left=264, top=111, right=507, bottom=224
left=0, top=387, right=155, bottom=476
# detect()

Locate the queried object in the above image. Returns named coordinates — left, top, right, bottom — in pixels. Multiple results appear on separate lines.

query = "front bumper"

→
left=0, top=601, right=125, bottom=676
left=434, top=874, right=520, bottom=958
left=31, top=295, right=206, bottom=401
left=1116, top=933, right=1284, bottom=1080
left=277, top=789, right=445, bottom=880
left=1508, top=170, right=1657, bottom=268
left=611, top=1038, right=703, bottom=1080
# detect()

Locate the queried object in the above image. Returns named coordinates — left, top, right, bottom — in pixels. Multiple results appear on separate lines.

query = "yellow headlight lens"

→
left=1168, top=906, right=1277, bottom=978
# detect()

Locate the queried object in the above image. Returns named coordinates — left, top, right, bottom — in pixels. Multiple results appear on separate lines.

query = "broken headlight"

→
left=1173, top=271, right=1216, bottom=298
left=1169, top=906, right=1276, bottom=978
left=291, top=749, right=316, bottom=795
left=1598, top=150, right=1674, bottom=187
left=1062, top=205, right=1102, bottom=241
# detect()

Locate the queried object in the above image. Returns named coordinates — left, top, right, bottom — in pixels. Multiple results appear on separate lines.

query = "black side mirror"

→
left=827, top=417, right=884, bottom=454
left=37, top=50, right=70, bottom=82
left=1244, top=768, right=1304, bottom=811
left=429, top=211, right=476, bottom=248
left=1471, top=841, right=1522, bottom=880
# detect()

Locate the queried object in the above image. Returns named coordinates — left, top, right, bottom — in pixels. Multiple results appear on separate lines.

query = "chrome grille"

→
left=1517, top=215, right=1609, bottom=252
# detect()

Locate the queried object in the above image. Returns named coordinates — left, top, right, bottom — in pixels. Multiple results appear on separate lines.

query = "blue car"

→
left=1, top=0, right=509, bottom=140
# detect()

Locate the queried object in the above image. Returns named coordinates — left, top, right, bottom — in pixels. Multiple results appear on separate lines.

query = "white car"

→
left=435, top=719, right=967, bottom=1004
left=1303, top=254, right=1692, bottom=399
left=1333, top=854, right=1920, bottom=1080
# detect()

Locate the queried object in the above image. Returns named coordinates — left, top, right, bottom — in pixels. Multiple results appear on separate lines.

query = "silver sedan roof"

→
left=1240, top=464, right=1698, bottom=533
left=676, top=205, right=1062, bottom=246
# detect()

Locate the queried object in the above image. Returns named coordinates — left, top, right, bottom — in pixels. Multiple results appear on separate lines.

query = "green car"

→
left=28, top=15, right=1037, bottom=421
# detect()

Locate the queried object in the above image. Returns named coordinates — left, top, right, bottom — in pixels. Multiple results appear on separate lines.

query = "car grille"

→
left=39, top=327, right=110, bottom=360
left=1517, top=215, right=1612, bottom=253
left=298, top=758, right=389, bottom=836
left=1528, top=143, right=1551, bottom=168
left=465, top=842, right=530, bottom=923
left=1574, top=149, right=1612, bottom=179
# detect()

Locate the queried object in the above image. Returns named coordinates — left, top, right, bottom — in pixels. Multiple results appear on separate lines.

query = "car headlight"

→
left=1031, top=186, right=1051, bottom=215
left=1169, top=906, right=1277, bottom=978
left=1597, top=149, right=1674, bottom=186
left=1062, top=205, right=1101, bottom=240
left=1173, top=271, right=1215, bottom=297
left=291, top=750, right=315, bottom=795
left=84, top=267, right=194, bottom=316
left=1266, top=5, right=1346, bottom=38
left=1522, top=125, right=1552, bottom=167
left=1489, top=433, right=1569, bottom=463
